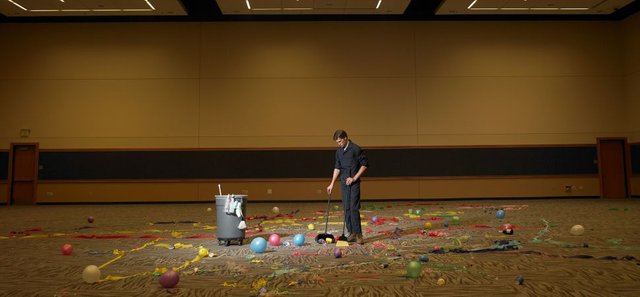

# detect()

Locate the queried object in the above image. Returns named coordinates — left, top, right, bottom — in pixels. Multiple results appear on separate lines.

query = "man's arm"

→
left=327, top=168, right=341, bottom=194
left=346, top=165, right=367, bottom=186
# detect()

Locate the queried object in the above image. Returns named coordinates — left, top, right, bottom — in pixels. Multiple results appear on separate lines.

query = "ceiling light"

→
left=144, top=0, right=156, bottom=10
left=467, top=0, right=591, bottom=12
left=8, top=0, right=26, bottom=11
left=246, top=0, right=251, bottom=10
left=467, top=0, right=478, bottom=10
left=376, top=0, right=382, bottom=9
left=283, top=7, right=313, bottom=11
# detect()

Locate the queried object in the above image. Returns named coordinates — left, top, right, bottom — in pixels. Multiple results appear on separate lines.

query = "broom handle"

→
left=324, top=193, right=331, bottom=233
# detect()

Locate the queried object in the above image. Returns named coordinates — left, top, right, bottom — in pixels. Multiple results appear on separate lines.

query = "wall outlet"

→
left=46, top=192, right=54, bottom=197
left=267, top=189, right=272, bottom=194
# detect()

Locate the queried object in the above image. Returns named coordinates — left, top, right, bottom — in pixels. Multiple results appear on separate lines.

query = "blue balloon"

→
left=496, top=209, right=505, bottom=219
left=419, top=254, right=429, bottom=263
left=250, top=237, right=267, bottom=253
left=443, top=220, right=449, bottom=227
left=293, top=234, right=305, bottom=246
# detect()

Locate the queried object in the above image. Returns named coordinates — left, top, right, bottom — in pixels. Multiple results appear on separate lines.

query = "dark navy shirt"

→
left=335, top=141, right=369, bottom=181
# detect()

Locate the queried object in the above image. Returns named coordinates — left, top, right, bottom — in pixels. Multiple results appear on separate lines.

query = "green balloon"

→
left=406, top=261, right=422, bottom=278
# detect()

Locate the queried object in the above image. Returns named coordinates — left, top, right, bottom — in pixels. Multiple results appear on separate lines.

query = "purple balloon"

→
left=159, top=270, right=180, bottom=288
left=334, top=248, right=342, bottom=258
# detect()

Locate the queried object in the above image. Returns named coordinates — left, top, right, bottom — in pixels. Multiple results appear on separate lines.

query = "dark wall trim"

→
left=631, top=143, right=640, bottom=174
left=38, top=145, right=598, bottom=180
left=0, top=151, right=8, bottom=180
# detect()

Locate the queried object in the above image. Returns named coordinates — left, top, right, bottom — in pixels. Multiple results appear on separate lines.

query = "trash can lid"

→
left=215, top=194, right=248, bottom=199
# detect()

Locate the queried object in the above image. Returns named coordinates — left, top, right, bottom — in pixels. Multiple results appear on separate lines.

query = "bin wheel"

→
left=218, top=240, right=225, bottom=246
left=225, top=240, right=230, bottom=247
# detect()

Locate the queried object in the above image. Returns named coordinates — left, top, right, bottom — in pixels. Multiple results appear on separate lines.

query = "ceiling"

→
left=0, top=0, right=638, bottom=23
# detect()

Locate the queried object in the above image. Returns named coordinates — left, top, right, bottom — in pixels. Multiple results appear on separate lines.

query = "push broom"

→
left=315, top=193, right=336, bottom=244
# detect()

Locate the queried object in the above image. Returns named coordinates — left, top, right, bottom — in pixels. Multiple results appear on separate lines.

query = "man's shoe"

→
left=346, top=233, right=357, bottom=242
left=356, top=233, right=364, bottom=245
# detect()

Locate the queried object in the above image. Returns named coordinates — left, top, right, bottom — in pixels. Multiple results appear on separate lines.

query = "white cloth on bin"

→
left=223, top=194, right=233, bottom=214
left=221, top=193, right=246, bottom=229
left=235, top=202, right=246, bottom=229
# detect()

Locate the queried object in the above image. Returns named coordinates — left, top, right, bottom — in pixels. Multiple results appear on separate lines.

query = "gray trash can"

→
left=215, top=194, right=247, bottom=246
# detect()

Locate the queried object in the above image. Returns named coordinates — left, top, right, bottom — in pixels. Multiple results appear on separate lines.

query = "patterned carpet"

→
left=1, top=198, right=639, bottom=296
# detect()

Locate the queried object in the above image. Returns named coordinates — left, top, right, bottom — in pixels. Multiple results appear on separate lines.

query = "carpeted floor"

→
left=1, top=198, right=639, bottom=296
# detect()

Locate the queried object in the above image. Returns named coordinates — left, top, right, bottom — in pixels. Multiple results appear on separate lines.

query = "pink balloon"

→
left=268, top=234, right=281, bottom=246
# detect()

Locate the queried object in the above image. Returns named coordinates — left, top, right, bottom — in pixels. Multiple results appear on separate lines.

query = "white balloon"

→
left=82, top=265, right=101, bottom=283
left=570, top=224, right=585, bottom=236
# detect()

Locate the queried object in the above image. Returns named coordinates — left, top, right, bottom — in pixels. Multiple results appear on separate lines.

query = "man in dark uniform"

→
left=326, top=129, right=369, bottom=244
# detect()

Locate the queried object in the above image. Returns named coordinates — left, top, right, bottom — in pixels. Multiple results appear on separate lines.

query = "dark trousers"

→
left=342, top=181, right=362, bottom=234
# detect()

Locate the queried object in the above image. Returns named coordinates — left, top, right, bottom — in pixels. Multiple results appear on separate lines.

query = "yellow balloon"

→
left=198, top=247, right=209, bottom=257
left=307, top=224, right=315, bottom=230
left=326, top=238, right=333, bottom=244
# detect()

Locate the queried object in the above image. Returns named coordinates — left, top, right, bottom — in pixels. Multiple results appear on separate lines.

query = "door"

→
left=8, top=143, right=39, bottom=205
left=597, top=138, right=630, bottom=199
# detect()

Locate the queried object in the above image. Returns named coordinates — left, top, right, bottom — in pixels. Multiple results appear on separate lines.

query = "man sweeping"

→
left=326, top=129, right=369, bottom=245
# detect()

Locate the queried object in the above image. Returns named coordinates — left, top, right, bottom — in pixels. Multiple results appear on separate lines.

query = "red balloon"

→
left=159, top=270, right=180, bottom=288
left=61, top=243, right=73, bottom=255
left=499, top=223, right=513, bottom=231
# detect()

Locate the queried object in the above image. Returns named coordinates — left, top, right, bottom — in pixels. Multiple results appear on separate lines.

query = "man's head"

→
left=333, top=129, right=348, bottom=148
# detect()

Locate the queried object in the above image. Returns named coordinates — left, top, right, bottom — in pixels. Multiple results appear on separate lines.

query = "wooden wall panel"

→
left=199, top=78, right=418, bottom=147
left=37, top=182, right=200, bottom=203
left=415, top=76, right=626, bottom=145
left=0, top=79, right=200, bottom=148
left=0, top=23, right=200, bottom=80
left=35, top=176, right=600, bottom=203
left=631, top=176, right=640, bottom=197
left=199, top=22, right=415, bottom=79
left=623, top=14, right=640, bottom=143
left=415, top=21, right=622, bottom=77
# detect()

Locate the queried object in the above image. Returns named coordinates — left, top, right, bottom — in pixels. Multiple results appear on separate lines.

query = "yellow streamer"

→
left=98, top=271, right=151, bottom=282
left=98, top=239, right=160, bottom=270
left=223, top=282, right=242, bottom=287
left=173, top=243, right=193, bottom=249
